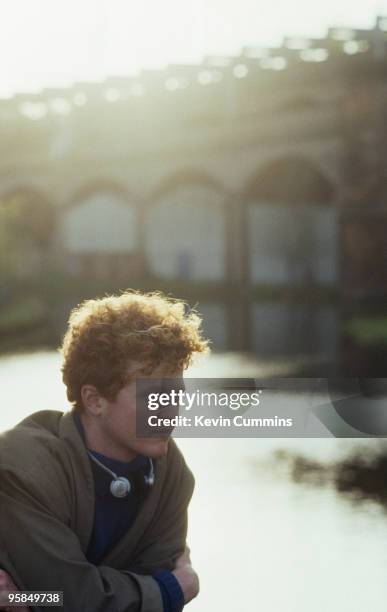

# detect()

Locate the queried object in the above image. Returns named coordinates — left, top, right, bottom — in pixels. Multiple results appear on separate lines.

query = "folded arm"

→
left=0, top=452, right=198, bottom=612
left=0, top=467, right=164, bottom=612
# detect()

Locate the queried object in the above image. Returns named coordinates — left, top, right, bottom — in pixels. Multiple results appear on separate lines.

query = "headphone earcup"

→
left=144, top=473, right=155, bottom=486
left=110, top=477, right=131, bottom=498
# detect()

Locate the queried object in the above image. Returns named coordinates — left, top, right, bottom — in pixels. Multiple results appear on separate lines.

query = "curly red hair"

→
left=61, top=290, right=209, bottom=409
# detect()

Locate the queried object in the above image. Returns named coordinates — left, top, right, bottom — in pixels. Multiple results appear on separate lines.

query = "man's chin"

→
left=135, top=437, right=170, bottom=458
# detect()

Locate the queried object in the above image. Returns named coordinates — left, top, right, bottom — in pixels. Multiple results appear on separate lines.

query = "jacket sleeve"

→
left=128, top=444, right=195, bottom=576
left=0, top=466, right=163, bottom=612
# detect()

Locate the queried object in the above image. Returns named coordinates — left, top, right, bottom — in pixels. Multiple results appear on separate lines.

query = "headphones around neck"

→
left=87, top=451, right=155, bottom=498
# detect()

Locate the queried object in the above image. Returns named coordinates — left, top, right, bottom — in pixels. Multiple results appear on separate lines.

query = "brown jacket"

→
left=0, top=410, right=194, bottom=612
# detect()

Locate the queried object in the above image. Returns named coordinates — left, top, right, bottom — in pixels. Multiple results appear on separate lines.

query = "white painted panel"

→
left=248, top=205, right=290, bottom=284
left=312, top=207, right=338, bottom=284
left=248, top=203, right=338, bottom=285
left=145, top=185, right=225, bottom=280
left=61, top=191, right=137, bottom=253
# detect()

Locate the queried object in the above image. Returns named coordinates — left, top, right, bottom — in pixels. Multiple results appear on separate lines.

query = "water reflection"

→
left=273, top=443, right=387, bottom=509
left=1, top=351, right=387, bottom=611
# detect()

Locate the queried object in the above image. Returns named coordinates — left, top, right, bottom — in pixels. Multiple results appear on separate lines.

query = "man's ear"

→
left=81, top=385, right=107, bottom=416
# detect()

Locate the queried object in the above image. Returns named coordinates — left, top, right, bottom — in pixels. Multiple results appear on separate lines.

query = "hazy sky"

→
left=1, top=0, right=387, bottom=97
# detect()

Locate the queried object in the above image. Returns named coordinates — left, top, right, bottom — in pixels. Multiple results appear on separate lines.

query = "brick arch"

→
left=0, top=180, right=56, bottom=204
left=59, top=182, right=140, bottom=277
left=149, top=168, right=226, bottom=203
left=144, top=175, right=227, bottom=281
left=243, top=156, right=339, bottom=287
left=243, top=156, right=335, bottom=205
left=65, top=179, right=137, bottom=209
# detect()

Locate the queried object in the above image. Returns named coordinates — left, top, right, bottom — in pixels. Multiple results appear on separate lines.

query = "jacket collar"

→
left=58, top=410, right=95, bottom=553
left=58, top=410, right=168, bottom=566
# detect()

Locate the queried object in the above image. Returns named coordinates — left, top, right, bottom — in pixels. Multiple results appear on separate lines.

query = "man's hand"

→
left=0, top=570, right=30, bottom=612
left=172, top=546, right=199, bottom=604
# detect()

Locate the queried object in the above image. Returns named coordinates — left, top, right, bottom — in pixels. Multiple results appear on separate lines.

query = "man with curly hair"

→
left=0, top=291, right=209, bottom=612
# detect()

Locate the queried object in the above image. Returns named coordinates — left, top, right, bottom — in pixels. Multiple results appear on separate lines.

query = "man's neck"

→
left=79, top=412, right=137, bottom=463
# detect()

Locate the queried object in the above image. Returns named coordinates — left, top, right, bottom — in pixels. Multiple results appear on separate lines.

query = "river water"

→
left=1, top=351, right=387, bottom=611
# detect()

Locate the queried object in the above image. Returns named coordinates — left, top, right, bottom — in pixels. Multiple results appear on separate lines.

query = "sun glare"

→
left=0, top=0, right=387, bottom=97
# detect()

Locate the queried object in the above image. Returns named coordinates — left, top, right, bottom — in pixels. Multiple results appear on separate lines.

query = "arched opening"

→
left=245, top=157, right=334, bottom=205
left=244, top=157, right=338, bottom=286
left=61, top=185, right=140, bottom=279
left=145, top=180, right=226, bottom=281
left=151, top=169, right=224, bottom=199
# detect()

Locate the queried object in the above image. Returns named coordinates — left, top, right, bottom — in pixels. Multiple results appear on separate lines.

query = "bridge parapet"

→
left=0, top=16, right=386, bottom=133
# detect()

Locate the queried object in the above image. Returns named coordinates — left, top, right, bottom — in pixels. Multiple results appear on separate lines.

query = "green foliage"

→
left=0, top=296, right=47, bottom=331
left=346, top=317, right=387, bottom=346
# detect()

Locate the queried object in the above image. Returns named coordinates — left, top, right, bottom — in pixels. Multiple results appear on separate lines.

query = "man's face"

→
left=98, top=362, right=184, bottom=460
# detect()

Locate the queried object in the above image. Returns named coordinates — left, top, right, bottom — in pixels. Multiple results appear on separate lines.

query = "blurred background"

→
left=0, top=0, right=386, bottom=374
left=1, top=2, right=387, bottom=610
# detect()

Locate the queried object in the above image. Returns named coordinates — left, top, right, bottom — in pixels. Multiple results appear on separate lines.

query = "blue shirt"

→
left=73, top=413, right=184, bottom=612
